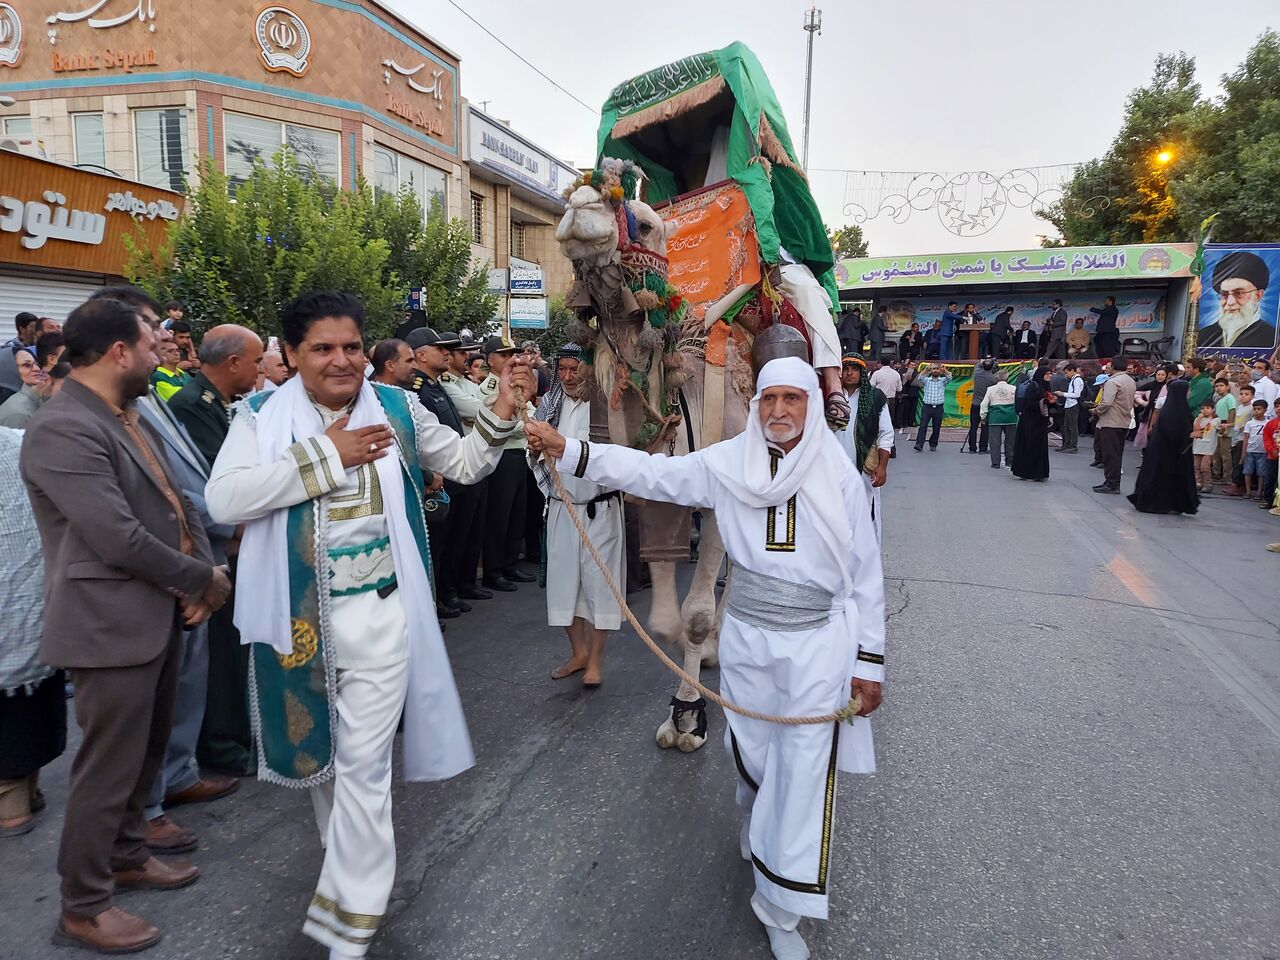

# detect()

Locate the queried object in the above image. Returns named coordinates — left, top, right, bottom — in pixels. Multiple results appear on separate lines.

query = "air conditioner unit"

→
left=0, top=137, right=47, bottom=158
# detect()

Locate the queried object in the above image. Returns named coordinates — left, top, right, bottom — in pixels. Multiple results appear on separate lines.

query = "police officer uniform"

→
left=477, top=336, right=536, bottom=591
left=167, top=371, right=231, bottom=469
left=405, top=328, right=471, bottom=618
left=438, top=336, right=493, bottom=603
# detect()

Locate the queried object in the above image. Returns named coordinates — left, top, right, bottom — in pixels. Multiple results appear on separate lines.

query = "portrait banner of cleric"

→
left=1198, top=248, right=1279, bottom=352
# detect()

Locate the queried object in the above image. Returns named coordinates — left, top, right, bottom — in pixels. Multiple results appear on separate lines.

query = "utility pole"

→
left=801, top=5, right=822, bottom=172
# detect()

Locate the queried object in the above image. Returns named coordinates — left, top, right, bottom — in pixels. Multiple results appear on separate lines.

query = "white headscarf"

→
left=702, top=356, right=857, bottom=594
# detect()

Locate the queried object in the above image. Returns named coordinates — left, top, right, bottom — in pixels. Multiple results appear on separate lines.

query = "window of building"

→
left=73, top=113, right=106, bottom=171
left=470, top=194, right=484, bottom=243
left=224, top=112, right=339, bottom=190
left=510, top=221, right=526, bottom=260
left=2, top=117, right=32, bottom=136
left=134, top=108, right=188, bottom=193
left=372, top=144, right=446, bottom=220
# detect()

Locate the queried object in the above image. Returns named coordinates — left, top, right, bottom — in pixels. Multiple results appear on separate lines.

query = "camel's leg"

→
left=670, top=513, right=726, bottom=753
left=701, top=559, right=730, bottom=669
left=649, top=561, right=687, bottom=750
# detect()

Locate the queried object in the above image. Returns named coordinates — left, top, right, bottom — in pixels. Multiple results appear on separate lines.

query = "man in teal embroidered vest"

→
left=207, top=292, right=535, bottom=959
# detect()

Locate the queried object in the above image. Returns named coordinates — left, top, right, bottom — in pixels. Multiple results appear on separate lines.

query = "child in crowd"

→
left=1191, top=401, right=1220, bottom=494
left=1225, top=383, right=1256, bottom=495
left=1262, top=398, right=1280, bottom=509
left=1241, top=399, right=1270, bottom=500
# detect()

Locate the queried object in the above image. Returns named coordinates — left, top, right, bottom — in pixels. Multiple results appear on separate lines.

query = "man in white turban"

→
left=527, top=357, right=885, bottom=960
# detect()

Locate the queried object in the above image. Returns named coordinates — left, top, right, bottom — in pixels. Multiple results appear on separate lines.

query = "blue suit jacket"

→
left=941, top=310, right=964, bottom=338
left=137, top=389, right=234, bottom=562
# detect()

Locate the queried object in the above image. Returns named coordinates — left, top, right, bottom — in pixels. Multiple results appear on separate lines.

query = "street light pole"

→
left=801, top=5, right=822, bottom=173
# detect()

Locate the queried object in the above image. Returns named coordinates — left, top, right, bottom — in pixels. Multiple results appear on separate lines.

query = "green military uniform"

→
left=167, top=372, right=231, bottom=469
left=167, top=371, right=251, bottom=774
left=440, top=370, right=483, bottom=435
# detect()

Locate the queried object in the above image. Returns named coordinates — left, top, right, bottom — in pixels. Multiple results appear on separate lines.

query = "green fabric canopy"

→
left=596, top=42, right=839, bottom=312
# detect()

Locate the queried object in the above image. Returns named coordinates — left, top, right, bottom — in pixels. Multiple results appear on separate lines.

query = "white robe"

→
left=207, top=390, right=516, bottom=956
left=554, top=435, right=885, bottom=921
left=532, top=396, right=624, bottom=630
left=835, top=387, right=895, bottom=544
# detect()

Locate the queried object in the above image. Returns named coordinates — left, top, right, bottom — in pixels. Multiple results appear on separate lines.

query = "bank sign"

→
left=836, top=243, right=1196, bottom=290
left=468, top=108, right=576, bottom=205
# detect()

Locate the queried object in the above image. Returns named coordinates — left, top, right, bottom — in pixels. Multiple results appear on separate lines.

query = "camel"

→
left=554, top=158, right=755, bottom=752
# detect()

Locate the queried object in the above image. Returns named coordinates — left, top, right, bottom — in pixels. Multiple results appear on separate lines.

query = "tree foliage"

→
left=1039, top=32, right=1280, bottom=247
left=827, top=223, right=870, bottom=260
left=126, top=152, right=499, bottom=344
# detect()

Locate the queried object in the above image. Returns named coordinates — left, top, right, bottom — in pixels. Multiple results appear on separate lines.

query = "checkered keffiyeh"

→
left=0, top=427, right=51, bottom=694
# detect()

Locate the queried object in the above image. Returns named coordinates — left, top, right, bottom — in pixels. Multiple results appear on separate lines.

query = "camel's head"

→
left=556, top=157, right=675, bottom=268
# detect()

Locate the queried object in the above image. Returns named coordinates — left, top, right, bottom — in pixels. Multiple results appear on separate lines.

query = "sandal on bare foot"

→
left=0, top=815, right=36, bottom=838
left=582, top=668, right=602, bottom=689
left=550, top=659, right=587, bottom=680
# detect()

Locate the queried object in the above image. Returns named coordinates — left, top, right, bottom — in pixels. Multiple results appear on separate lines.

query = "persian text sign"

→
left=836, top=244, right=1195, bottom=290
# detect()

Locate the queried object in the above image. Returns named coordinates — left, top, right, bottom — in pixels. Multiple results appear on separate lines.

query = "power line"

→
left=441, top=0, right=597, bottom=115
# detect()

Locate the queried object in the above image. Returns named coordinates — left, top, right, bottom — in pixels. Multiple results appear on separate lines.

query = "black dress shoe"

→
left=436, top=603, right=461, bottom=619
left=1092, top=484, right=1120, bottom=494
left=482, top=576, right=517, bottom=592
left=457, top=585, right=493, bottom=601
left=449, top=598, right=472, bottom=613
left=504, top=567, right=536, bottom=583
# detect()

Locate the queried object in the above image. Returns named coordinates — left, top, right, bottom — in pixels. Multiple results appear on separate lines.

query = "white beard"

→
left=1220, top=299, right=1261, bottom=345
left=764, top=420, right=802, bottom=444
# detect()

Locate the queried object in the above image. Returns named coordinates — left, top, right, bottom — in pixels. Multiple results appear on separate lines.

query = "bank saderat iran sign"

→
left=837, top=244, right=1195, bottom=289
left=468, top=108, right=577, bottom=204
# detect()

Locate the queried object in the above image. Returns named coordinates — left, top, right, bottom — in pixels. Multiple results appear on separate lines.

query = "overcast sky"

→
left=389, top=0, right=1274, bottom=256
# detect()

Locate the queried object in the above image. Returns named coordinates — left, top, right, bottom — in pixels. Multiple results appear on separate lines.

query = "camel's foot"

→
left=656, top=711, right=678, bottom=750
left=700, top=651, right=720, bottom=669
left=669, top=696, right=707, bottom=753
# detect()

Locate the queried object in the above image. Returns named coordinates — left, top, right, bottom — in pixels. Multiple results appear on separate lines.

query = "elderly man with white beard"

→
left=528, top=344, right=624, bottom=688
left=526, top=357, right=885, bottom=960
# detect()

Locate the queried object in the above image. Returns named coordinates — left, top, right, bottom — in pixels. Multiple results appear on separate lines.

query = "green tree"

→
left=827, top=224, right=869, bottom=260
left=127, top=152, right=498, bottom=344
left=1037, top=53, right=1199, bottom=246
left=1174, top=30, right=1280, bottom=243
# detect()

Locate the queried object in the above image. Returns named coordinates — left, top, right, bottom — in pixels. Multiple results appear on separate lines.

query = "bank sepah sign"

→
left=468, top=108, right=577, bottom=205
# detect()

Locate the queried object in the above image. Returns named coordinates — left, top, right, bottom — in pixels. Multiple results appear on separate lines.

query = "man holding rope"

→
left=526, top=356, right=885, bottom=960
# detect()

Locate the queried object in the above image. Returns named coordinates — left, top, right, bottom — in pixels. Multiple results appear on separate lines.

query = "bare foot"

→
left=551, top=658, right=588, bottom=680
left=582, top=665, right=602, bottom=688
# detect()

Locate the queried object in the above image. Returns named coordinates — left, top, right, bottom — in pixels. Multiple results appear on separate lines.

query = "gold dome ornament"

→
left=278, top=618, right=319, bottom=669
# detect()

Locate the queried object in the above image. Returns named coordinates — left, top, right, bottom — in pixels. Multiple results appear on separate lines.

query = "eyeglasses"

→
left=1219, top=286, right=1259, bottom=302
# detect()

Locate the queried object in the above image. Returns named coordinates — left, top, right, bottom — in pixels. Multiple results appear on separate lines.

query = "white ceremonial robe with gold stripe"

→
left=208, top=392, right=516, bottom=957
left=553, top=436, right=885, bottom=922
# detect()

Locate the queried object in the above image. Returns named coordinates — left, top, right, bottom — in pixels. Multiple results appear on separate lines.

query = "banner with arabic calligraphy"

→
left=1194, top=243, right=1280, bottom=360
left=885, top=290, right=1168, bottom=336
left=835, top=244, right=1194, bottom=290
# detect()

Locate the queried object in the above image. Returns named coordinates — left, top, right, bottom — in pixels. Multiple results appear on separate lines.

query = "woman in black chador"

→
left=1129, top=378, right=1200, bottom=514
left=1011, top=365, right=1054, bottom=481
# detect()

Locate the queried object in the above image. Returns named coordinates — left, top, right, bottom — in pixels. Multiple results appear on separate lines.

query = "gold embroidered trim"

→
left=473, top=417, right=498, bottom=446
left=308, top=437, right=337, bottom=491
left=765, top=496, right=796, bottom=553
left=328, top=465, right=383, bottom=521
left=304, top=914, right=375, bottom=946
left=310, top=893, right=382, bottom=931
left=290, top=442, right=321, bottom=499
left=856, top=650, right=885, bottom=665
left=750, top=723, right=839, bottom=895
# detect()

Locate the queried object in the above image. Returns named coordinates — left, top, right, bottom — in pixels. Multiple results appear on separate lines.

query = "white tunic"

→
left=555, top=435, right=885, bottom=919
left=534, top=397, right=624, bottom=630
left=835, top=387, right=895, bottom=545
left=209, top=393, right=514, bottom=669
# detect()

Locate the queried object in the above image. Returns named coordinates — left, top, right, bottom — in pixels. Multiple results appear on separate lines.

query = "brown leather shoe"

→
left=53, top=906, right=161, bottom=954
left=144, top=816, right=197, bottom=855
left=113, top=856, right=199, bottom=892
left=164, top=773, right=239, bottom=807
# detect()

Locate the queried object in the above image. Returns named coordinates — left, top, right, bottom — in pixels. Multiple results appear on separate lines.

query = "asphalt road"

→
left=3, top=431, right=1278, bottom=960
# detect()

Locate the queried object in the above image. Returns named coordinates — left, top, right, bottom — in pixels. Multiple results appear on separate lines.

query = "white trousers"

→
left=862, top=474, right=882, bottom=545
left=721, top=615, right=846, bottom=922
left=303, top=661, right=409, bottom=957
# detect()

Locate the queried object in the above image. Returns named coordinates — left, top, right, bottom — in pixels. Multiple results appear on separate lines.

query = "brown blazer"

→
left=20, top=379, right=214, bottom=669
